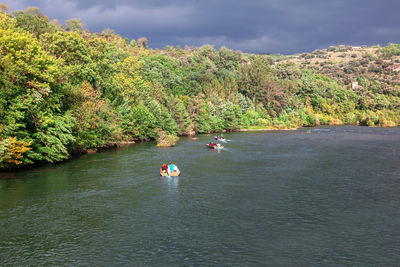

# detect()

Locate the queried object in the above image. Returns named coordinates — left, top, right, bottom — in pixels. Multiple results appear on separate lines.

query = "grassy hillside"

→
left=282, top=45, right=400, bottom=93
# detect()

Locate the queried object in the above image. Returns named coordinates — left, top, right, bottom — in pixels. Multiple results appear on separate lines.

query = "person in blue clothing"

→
left=168, top=162, right=174, bottom=175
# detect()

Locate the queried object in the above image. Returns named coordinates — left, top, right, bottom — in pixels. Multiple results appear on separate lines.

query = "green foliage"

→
left=72, top=81, right=120, bottom=150
left=0, top=14, right=59, bottom=101
left=13, top=7, right=58, bottom=39
left=216, top=46, right=241, bottom=74
left=186, top=94, right=211, bottom=133
left=0, top=14, right=79, bottom=167
left=114, top=56, right=151, bottom=105
left=29, top=112, right=75, bottom=163
left=156, top=130, right=179, bottom=147
left=381, top=43, right=400, bottom=58
left=238, top=55, right=272, bottom=104
left=242, top=108, right=261, bottom=126
left=275, top=62, right=302, bottom=80
left=65, top=18, right=83, bottom=32
left=123, top=103, right=156, bottom=141
left=0, top=9, right=399, bottom=170
left=141, top=54, right=188, bottom=96
left=148, top=100, right=177, bottom=135
left=222, top=101, right=242, bottom=130
left=167, top=96, right=191, bottom=135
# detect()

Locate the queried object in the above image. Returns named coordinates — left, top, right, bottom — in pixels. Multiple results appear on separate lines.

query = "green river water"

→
left=1, top=126, right=400, bottom=266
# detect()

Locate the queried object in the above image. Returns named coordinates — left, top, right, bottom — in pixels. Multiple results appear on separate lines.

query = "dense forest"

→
left=0, top=5, right=399, bottom=170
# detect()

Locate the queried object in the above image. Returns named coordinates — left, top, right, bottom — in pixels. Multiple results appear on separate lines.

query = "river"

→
left=1, top=126, right=400, bottom=266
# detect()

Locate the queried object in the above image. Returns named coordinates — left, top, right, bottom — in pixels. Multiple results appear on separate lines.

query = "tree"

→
left=29, top=112, right=76, bottom=163
left=0, top=3, right=9, bottom=14
left=274, top=62, right=302, bottom=80
left=127, top=103, right=156, bottom=140
left=238, top=56, right=272, bottom=105
left=40, top=31, right=90, bottom=65
left=257, top=79, right=294, bottom=117
left=50, top=19, right=62, bottom=30
left=85, top=35, right=130, bottom=102
left=187, top=94, right=211, bottom=133
left=237, top=93, right=253, bottom=114
left=167, top=96, right=191, bottom=135
left=102, top=28, right=115, bottom=37
left=196, top=45, right=217, bottom=61
left=13, top=7, right=57, bottom=38
left=216, top=46, right=241, bottom=72
left=0, top=14, right=78, bottom=166
left=113, top=56, right=151, bottom=105
left=148, top=100, right=177, bottom=135
left=0, top=136, right=31, bottom=169
left=40, top=31, right=98, bottom=86
left=0, top=13, right=60, bottom=113
left=71, top=81, right=120, bottom=150
left=137, top=37, right=148, bottom=49
left=222, top=101, right=241, bottom=131
left=65, top=18, right=83, bottom=32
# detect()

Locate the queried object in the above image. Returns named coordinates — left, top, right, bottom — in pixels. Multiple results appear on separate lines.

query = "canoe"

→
left=160, top=170, right=180, bottom=176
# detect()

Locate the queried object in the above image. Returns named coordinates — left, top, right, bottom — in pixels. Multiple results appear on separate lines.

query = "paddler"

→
left=168, top=162, right=174, bottom=175
left=160, top=163, right=168, bottom=173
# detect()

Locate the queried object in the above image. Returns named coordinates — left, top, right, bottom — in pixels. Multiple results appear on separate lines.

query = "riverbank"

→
left=239, top=127, right=299, bottom=131
left=2, top=124, right=398, bottom=173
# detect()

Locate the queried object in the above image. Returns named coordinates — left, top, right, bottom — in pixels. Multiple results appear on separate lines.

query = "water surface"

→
left=1, top=126, right=400, bottom=266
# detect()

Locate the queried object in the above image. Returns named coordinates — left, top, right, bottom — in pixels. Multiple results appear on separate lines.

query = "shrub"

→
left=0, top=137, right=31, bottom=169
left=344, top=113, right=358, bottom=124
left=368, top=66, right=381, bottom=73
left=156, top=130, right=179, bottom=147
left=381, top=43, right=400, bottom=58
left=244, top=108, right=260, bottom=125
left=363, top=52, right=376, bottom=61
left=328, top=46, right=338, bottom=52
left=358, top=110, right=379, bottom=126
left=303, top=109, right=316, bottom=126
left=360, top=58, right=369, bottom=66
left=257, top=118, right=270, bottom=127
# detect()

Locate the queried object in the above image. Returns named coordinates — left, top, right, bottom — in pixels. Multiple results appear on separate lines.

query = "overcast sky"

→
left=3, top=0, right=400, bottom=54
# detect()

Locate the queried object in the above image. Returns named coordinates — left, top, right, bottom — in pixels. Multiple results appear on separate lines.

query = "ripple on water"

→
left=1, top=126, right=400, bottom=265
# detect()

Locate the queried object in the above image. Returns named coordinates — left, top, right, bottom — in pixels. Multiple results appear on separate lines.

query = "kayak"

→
left=160, top=169, right=180, bottom=176
left=214, top=136, right=226, bottom=141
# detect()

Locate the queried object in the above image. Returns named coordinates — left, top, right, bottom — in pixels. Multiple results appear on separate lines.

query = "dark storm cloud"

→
left=3, top=0, right=400, bottom=54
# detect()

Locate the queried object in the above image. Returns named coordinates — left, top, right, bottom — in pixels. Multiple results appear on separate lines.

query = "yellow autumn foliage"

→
left=3, top=137, right=32, bottom=165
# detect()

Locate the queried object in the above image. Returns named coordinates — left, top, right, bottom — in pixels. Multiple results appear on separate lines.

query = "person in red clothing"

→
left=160, top=163, right=168, bottom=174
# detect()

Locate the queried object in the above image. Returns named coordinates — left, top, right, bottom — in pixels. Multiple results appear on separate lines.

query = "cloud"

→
left=73, top=4, right=194, bottom=32
left=2, top=0, right=400, bottom=53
